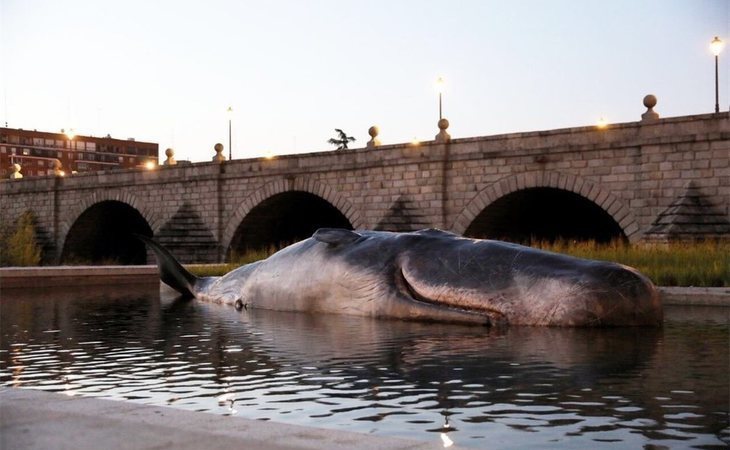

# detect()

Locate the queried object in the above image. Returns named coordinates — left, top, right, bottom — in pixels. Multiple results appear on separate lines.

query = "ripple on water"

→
left=2, top=295, right=728, bottom=449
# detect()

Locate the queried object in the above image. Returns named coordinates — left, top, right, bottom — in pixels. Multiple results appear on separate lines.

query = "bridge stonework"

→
left=1, top=113, right=728, bottom=264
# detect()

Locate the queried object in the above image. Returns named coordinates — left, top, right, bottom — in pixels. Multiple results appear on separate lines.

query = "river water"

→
left=1, top=285, right=728, bottom=449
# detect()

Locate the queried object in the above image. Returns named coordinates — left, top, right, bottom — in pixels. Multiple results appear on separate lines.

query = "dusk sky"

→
left=1, top=0, right=728, bottom=162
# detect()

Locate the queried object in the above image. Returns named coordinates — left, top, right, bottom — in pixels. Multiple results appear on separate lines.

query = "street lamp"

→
left=227, top=106, right=233, bottom=160
left=710, top=36, right=724, bottom=113
left=63, top=128, right=75, bottom=172
left=435, top=76, right=445, bottom=120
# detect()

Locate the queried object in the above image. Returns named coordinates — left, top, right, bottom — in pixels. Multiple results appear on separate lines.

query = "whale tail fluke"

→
left=135, top=234, right=198, bottom=298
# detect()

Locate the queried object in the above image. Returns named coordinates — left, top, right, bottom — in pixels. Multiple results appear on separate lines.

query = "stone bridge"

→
left=1, top=113, right=728, bottom=264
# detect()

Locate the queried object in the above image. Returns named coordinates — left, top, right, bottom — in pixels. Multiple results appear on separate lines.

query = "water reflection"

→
left=1, top=286, right=728, bottom=449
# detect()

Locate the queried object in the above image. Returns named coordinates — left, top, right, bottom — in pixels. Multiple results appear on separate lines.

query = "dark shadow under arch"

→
left=229, top=191, right=352, bottom=256
left=464, top=188, right=626, bottom=244
left=61, top=201, right=152, bottom=264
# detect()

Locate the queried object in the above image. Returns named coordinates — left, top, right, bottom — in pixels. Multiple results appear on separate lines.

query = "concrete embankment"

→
left=658, top=286, right=730, bottom=306
left=0, top=388, right=450, bottom=450
left=0, top=265, right=158, bottom=289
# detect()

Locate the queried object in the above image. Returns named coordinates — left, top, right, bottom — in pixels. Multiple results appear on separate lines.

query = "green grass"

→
left=188, top=240, right=730, bottom=287
left=534, top=240, right=729, bottom=287
left=187, top=247, right=277, bottom=278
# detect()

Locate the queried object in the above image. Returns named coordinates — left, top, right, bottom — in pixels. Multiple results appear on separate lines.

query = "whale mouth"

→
left=398, top=268, right=508, bottom=326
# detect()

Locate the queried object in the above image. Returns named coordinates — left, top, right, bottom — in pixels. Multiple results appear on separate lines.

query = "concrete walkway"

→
left=1, top=388, right=458, bottom=450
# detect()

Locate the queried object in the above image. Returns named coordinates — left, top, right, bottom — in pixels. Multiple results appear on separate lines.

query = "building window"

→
left=87, top=142, right=96, bottom=151
left=22, top=148, right=30, bottom=155
left=118, top=156, right=124, bottom=163
left=57, top=152, right=62, bottom=158
left=0, top=146, right=5, bottom=153
left=10, top=147, right=16, bottom=154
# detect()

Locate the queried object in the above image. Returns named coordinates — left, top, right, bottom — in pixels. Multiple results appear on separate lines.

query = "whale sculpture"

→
left=140, top=228, right=662, bottom=327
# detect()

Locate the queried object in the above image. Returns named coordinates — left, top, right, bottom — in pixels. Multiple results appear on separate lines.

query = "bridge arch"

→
left=452, top=171, right=640, bottom=243
left=59, top=192, right=156, bottom=264
left=223, top=178, right=363, bottom=255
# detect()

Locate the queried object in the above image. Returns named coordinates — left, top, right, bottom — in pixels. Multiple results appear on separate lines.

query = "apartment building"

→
left=1, top=127, right=158, bottom=177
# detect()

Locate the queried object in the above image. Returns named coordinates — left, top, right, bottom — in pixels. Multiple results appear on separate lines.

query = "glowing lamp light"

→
left=596, top=117, right=608, bottom=129
left=63, top=128, right=76, bottom=140
left=435, top=76, right=445, bottom=93
left=711, top=36, right=724, bottom=57
left=264, top=150, right=275, bottom=159
left=411, top=137, right=421, bottom=146
left=144, top=160, right=156, bottom=170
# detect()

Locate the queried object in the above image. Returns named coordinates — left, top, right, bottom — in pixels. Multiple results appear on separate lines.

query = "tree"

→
left=327, top=129, right=356, bottom=150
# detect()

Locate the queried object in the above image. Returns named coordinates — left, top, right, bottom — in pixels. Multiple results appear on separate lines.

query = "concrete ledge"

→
left=659, top=286, right=730, bottom=306
left=0, top=388, right=452, bottom=450
left=0, top=265, right=158, bottom=288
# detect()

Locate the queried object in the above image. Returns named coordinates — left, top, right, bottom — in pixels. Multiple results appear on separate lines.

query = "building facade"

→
left=0, top=127, right=158, bottom=178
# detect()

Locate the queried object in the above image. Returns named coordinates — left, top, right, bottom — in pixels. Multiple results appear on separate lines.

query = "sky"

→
left=1, top=0, right=728, bottom=162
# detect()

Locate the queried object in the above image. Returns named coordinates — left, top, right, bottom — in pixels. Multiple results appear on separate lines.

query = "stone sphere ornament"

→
left=164, top=148, right=177, bottom=165
left=367, top=126, right=381, bottom=148
left=435, top=118, right=451, bottom=143
left=9, top=163, right=23, bottom=179
left=212, top=143, right=226, bottom=163
left=641, top=94, right=659, bottom=122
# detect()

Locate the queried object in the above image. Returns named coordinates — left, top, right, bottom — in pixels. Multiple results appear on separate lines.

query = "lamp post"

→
left=710, top=36, right=724, bottom=113
left=435, top=76, right=445, bottom=120
left=63, top=128, right=75, bottom=172
left=227, top=106, right=233, bottom=160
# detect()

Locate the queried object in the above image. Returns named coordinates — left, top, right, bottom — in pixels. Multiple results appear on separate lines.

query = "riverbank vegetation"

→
left=187, top=240, right=729, bottom=287
left=186, top=247, right=277, bottom=278
left=534, top=240, right=728, bottom=287
left=0, top=211, right=42, bottom=266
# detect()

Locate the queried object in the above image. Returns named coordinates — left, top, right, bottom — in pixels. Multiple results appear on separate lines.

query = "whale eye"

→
left=313, top=228, right=362, bottom=246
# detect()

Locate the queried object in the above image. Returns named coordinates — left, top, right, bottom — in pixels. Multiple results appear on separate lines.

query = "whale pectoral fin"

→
left=313, top=228, right=362, bottom=246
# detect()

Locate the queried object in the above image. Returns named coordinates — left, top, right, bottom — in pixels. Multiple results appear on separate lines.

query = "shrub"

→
left=1, top=211, right=42, bottom=267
